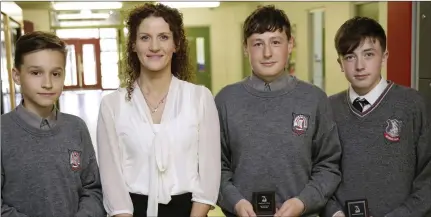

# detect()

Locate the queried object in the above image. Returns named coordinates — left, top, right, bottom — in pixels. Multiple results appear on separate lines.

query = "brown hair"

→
left=14, top=31, right=67, bottom=69
left=334, top=16, right=387, bottom=56
left=243, top=5, right=292, bottom=45
left=124, top=3, right=192, bottom=101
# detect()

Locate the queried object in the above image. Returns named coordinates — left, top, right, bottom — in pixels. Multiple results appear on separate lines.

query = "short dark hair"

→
left=243, top=5, right=291, bottom=45
left=334, top=16, right=386, bottom=56
left=14, top=31, right=67, bottom=69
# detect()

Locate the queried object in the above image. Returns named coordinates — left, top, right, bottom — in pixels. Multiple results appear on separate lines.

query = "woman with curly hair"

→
left=96, top=3, right=221, bottom=217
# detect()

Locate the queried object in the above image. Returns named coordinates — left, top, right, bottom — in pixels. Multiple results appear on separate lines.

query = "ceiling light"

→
left=1, top=2, right=23, bottom=21
left=52, top=2, right=123, bottom=11
left=58, top=20, right=104, bottom=27
left=80, top=9, right=92, bottom=16
left=158, top=2, right=220, bottom=9
left=57, top=13, right=110, bottom=20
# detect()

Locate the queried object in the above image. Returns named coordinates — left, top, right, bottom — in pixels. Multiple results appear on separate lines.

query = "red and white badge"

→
left=384, top=119, right=402, bottom=142
left=69, top=150, right=82, bottom=171
left=292, top=113, right=309, bottom=135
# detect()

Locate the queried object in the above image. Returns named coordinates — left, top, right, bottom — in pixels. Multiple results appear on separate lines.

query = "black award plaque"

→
left=252, top=191, right=276, bottom=217
left=345, top=199, right=369, bottom=217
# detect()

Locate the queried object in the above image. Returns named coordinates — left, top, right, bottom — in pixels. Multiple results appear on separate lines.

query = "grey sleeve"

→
left=75, top=120, right=106, bottom=217
left=321, top=196, right=344, bottom=217
left=385, top=97, right=431, bottom=217
left=296, top=96, right=342, bottom=215
left=215, top=97, right=245, bottom=214
left=1, top=161, right=29, bottom=217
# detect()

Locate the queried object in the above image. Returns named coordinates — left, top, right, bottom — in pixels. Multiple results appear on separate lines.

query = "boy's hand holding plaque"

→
left=345, top=199, right=370, bottom=217
left=252, top=191, right=276, bottom=217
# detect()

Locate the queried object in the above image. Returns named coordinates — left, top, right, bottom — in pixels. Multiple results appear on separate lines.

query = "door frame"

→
left=308, top=8, right=325, bottom=90
left=63, top=39, right=102, bottom=90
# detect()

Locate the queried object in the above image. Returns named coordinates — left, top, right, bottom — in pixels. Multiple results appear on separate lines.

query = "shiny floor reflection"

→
left=59, top=90, right=113, bottom=155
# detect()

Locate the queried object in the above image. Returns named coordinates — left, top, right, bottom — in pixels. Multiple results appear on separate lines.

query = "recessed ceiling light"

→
left=158, top=2, right=220, bottom=9
left=52, top=2, right=123, bottom=11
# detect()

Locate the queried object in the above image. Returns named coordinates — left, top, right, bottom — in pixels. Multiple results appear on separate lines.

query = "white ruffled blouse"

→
left=96, top=76, right=221, bottom=216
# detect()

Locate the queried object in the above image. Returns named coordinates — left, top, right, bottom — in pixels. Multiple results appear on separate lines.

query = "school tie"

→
left=40, top=119, right=50, bottom=130
left=352, top=97, right=369, bottom=112
left=264, top=83, right=271, bottom=91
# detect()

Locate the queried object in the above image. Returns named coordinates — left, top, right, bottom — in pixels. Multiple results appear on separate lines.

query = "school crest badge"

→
left=292, top=113, right=309, bottom=135
left=69, top=150, right=82, bottom=171
left=384, top=119, right=402, bottom=142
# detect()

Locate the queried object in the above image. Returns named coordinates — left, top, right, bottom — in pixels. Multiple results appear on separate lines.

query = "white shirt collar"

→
left=349, top=77, right=388, bottom=105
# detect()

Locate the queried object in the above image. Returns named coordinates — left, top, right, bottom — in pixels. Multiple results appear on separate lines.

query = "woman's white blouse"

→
left=96, top=77, right=221, bottom=217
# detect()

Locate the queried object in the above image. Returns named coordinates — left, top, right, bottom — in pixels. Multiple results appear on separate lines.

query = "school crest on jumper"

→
left=384, top=119, right=402, bottom=142
left=292, top=113, right=309, bottom=135
left=69, top=150, right=82, bottom=171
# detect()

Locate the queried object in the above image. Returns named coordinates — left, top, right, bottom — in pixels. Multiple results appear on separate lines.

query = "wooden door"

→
left=63, top=39, right=102, bottom=90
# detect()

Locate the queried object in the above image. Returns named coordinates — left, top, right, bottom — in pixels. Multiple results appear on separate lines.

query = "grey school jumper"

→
left=323, top=82, right=431, bottom=217
left=215, top=75, right=342, bottom=217
left=1, top=110, right=106, bottom=217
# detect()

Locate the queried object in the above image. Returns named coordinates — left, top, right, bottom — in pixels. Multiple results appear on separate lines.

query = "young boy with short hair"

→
left=216, top=5, right=342, bottom=217
left=323, top=17, right=431, bottom=217
left=1, top=31, right=106, bottom=217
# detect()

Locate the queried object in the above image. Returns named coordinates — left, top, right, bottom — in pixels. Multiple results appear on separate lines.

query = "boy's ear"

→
left=337, top=57, right=344, bottom=72
left=243, top=43, right=248, bottom=57
left=287, top=36, right=294, bottom=55
left=12, top=68, right=21, bottom=85
left=382, top=49, right=389, bottom=64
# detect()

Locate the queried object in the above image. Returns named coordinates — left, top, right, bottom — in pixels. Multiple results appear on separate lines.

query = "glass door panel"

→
left=59, top=28, right=118, bottom=90
left=65, top=44, right=78, bottom=86
left=82, top=44, right=97, bottom=86
left=80, top=39, right=101, bottom=89
left=63, top=39, right=101, bottom=89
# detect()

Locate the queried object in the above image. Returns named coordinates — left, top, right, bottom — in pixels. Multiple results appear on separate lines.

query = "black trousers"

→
left=130, top=192, right=193, bottom=217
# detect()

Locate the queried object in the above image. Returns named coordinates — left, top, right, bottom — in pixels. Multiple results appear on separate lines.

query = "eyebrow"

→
left=27, top=66, right=42, bottom=70
left=138, top=32, right=172, bottom=35
left=344, top=47, right=376, bottom=55
left=27, top=66, right=63, bottom=71
left=363, top=48, right=376, bottom=52
left=251, top=36, right=284, bottom=42
left=270, top=36, right=283, bottom=40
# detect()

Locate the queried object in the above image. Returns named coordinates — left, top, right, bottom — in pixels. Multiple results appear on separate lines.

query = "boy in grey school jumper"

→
left=322, top=17, right=431, bottom=217
left=1, top=31, right=106, bottom=217
left=215, top=5, right=342, bottom=217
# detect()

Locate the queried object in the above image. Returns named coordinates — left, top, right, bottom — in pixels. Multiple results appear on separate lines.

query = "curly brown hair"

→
left=124, top=3, right=193, bottom=101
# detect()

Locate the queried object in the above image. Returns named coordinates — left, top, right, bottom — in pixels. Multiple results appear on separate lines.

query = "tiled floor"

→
left=58, top=90, right=225, bottom=217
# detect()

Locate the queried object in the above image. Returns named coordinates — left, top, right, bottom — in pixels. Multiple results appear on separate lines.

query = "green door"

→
left=185, top=27, right=212, bottom=91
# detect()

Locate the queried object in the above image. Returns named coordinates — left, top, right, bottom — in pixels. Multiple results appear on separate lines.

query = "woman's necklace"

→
left=143, top=92, right=168, bottom=113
